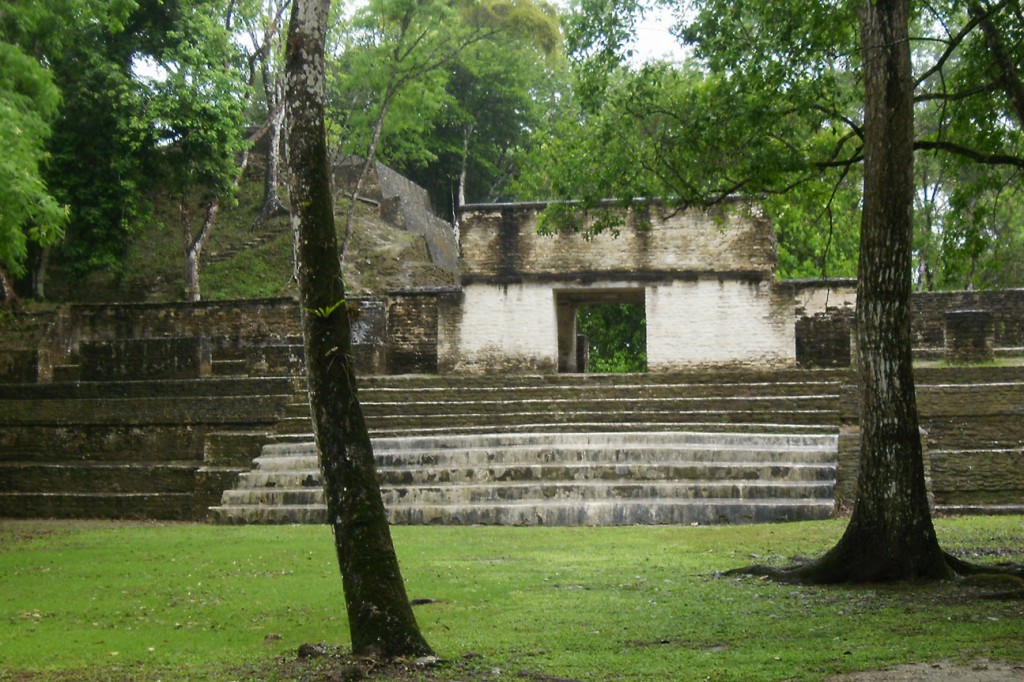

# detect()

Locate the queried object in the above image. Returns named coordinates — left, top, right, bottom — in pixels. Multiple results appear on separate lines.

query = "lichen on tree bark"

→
left=283, top=0, right=433, bottom=657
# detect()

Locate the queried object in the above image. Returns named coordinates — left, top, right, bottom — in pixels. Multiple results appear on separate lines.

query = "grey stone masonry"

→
left=209, top=432, right=839, bottom=526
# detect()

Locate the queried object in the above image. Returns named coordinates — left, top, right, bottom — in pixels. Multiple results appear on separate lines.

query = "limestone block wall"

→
left=335, top=158, right=460, bottom=275
left=460, top=201, right=777, bottom=282
left=911, top=289, right=1024, bottom=355
left=439, top=282, right=559, bottom=373
left=450, top=200, right=792, bottom=372
left=0, top=377, right=295, bottom=520
left=792, top=285, right=1024, bottom=366
left=387, top=291, right=446, bottom=374
left=834, top=366, right=1024, bottom=513
left=646, top=279, right=795, bottom=370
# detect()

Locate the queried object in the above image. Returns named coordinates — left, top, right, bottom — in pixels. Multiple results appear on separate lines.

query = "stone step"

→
left=273, top=415, right=840, bottom=438
left=0, top=491, right=212, bottom=520
left=260, top=431, right=838, bottom=455
left=210, top=498, right=836, bottom=526
left=210, top=429, right=839, bottom=526
left=355, top=384, right=844, bottom=402
left=0, top=461, right=202, bottom=493
left=356, top=369, right=851, bottom=390
left=212, top=359, right=249, bottom=376
left=253, top=447, right=835, bottom=471
left=236, top=460, right=836, bottom=488
left=251, top=434, right=838, bottom=470
left=281, top=394, right=839, bottom=414
left=368, top=422, right=840, bottom=437
left=220, top=479, right=834, bottom=507
left=0, top=376, right=295, bottom=400
left=387, top=499, right=837, bottom=526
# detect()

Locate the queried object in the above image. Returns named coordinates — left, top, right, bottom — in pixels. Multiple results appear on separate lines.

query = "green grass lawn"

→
left=1, top=518, right=1022, bottom=681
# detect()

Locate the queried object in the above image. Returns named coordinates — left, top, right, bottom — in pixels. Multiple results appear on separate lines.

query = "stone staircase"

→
left=210, top=370, right=845, bottom=525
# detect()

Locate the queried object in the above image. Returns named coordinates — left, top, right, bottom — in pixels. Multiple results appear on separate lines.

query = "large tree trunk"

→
left=804, top=0, right=952, bottom=582
left=284, top=0, right=433, bottom=658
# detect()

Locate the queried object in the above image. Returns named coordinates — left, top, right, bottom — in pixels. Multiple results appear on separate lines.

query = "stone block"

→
left=80, top=337, right=211, bottom=381
left=944, top=309, right=994, bottom=363
left=796, top=312, right=852, bottom=368
left=0, top=350, right=51, bottom=383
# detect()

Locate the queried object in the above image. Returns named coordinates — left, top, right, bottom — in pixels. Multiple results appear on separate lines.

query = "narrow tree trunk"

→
left=284, top=0, right=433, bottom=658
left=183, top=199, right=220, bottom=303
left=342, top=88, right=396, bottom=262
left=180, top=200, right=201, bottom=302
left=28, top=242, right=48, bottom=300
left=259, top=101, right=288, bottom=221
left=806, top=0, right=952, bottom=582
left=0, top=264, right=20, bottom=309
left=457, top=123, right=474, bottom=210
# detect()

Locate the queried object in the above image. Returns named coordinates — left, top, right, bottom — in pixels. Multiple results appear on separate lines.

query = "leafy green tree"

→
left=545, top=0, right=1024, bottom=582
left=327, top=0, right=468, bottom=256
left=326, top=0, right=564, bottom=245
left=400, top=0, right=566, bottom=216
left=144, top=0, right=251, bottom=301
left=0, top=0, right=140, bottom=301
left=0, top=0, right=173, bottom=299
left=788, top=0, right=952, bottom=582
left=0, top=35, right=64, bottom=305
left=521, top=0, right=1024, bottom=286
left=285, top=0, right=433, bottom=657
left=231, top=0, right=292, bottom=224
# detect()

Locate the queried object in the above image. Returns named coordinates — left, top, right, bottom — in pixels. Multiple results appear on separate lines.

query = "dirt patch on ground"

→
left=269, top=649, right=1024, bottom=682
left=828, top=661, right=1024, bottom=681
left=264, top=646, right=577, bottom=682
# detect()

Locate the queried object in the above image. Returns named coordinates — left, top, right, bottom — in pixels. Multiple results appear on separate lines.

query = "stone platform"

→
left=210, top=431, right=839, bottom=525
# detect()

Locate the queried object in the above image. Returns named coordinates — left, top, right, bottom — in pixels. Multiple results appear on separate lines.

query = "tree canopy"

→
left=517, top=0, right=1024, bottom=286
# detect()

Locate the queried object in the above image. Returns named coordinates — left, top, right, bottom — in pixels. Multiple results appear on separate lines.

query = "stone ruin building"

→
left=2, top=164, right=1023, bottom=525
left=446, top=199, right=793, bottom=373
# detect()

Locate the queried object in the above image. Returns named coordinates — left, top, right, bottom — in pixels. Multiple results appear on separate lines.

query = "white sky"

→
left=630, top=4, right=688, bottom=64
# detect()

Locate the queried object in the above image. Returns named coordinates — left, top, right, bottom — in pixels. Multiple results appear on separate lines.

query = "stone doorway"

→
left=555, top=287, right=647, bottom=373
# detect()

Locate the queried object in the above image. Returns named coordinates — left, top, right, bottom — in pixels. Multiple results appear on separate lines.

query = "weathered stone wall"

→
left=450, top=200, right=793, bottom=372
left=911, top=289, right=1024, bottom=356
left=54, top=298, right=304, bottom=377
left=646, top=279, right=795, bottom=370
left=439, top=282, right=560, bottom=373
left=387, top=290, right=446, bottom=374
left=80, top=337, right=212, bottom=380
left=0, top=377, right=295, bottom=520
left=834, top=366, right=1024, bottom=514
left=335, top=158, right=460, bottom=275
left=796, top=314, right=853, bottom=368
left=792, top=284, right=1024, bottom=366
left=459, top=200, right=776, bottom=282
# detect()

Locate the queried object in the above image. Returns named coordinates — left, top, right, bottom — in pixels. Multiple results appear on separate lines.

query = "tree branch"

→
left=969, top=0, right=1024, bottom=128
left=915, top=139, right=1024, bottom=168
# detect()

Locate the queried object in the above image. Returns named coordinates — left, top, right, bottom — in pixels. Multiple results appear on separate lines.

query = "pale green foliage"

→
left=0, top=41, right=66, bottom=276
left=326, top=0, right=463, bottom=167
left=144, top=2, right=250, bottom=204
left=521, top=0, right=1024, bottom=286
left=407, top=1, right=565, bottom=208
left=326, top=0, right=565, bottom=206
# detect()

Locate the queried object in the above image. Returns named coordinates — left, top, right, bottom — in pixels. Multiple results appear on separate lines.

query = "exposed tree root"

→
left=724, top=550, right=1024, bottom=596
left=942, top=551, right=1024, bottom=578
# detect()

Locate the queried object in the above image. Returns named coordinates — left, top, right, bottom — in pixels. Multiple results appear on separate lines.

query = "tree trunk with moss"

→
left=284, top=0, right=434, bottom=657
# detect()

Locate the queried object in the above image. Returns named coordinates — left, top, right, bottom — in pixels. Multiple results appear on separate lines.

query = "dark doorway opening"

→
left=555, top=289, right=646, bottom=373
